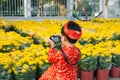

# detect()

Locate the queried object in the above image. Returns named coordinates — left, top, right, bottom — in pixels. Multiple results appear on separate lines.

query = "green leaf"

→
left=79, top=56, right=98, bottom=71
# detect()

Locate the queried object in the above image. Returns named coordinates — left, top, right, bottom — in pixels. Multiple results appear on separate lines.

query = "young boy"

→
left=39, top=21, right=82, bottom=80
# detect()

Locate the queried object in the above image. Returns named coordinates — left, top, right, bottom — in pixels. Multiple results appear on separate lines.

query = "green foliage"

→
left=0, top=65, right=11, bottom=80
left=111, top=33, right=120, bottom=40
left=32, top=36, right=40, bottom=44
left=79, top=38, right=100, bottom=45
left=19, top=43, right=31, bottom=50
left=79, top=56, right=98, bottom=71
left=98, top=56, right=112, bottom=70
left=14, top=66, right=36, bottom=80
left=0, top=45, right=17, bottom=53
left=36, top=63, right=51, bottom=79
left=112, top=54, right=120, bottom=67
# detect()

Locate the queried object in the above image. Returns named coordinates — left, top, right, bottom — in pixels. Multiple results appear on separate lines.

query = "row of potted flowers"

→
left=79, top=40, right=120, bottom=80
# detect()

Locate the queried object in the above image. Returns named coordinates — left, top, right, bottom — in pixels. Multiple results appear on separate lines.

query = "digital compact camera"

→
left=49, top=35, right=61, bottom=43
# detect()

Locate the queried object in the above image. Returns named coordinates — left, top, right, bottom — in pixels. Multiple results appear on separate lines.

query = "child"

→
left=39, top=21, right=82, bottom=80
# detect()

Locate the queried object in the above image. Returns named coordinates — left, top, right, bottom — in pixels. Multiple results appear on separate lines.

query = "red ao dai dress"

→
left=39, top=46, right=80, bottom=80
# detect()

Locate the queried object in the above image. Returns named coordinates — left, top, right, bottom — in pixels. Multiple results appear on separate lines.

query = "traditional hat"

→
left=64, top=21, right=82, bottom=40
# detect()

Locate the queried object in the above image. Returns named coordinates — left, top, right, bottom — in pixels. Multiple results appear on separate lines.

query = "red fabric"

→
left=64, top=21, right=82, bottom=40
left=39, top=46, right=81, bottom=80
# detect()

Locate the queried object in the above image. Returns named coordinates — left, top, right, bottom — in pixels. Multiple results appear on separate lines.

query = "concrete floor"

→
left=109, top=78, right=120, bottom=80
left=78, top=77, right=120, bottom=80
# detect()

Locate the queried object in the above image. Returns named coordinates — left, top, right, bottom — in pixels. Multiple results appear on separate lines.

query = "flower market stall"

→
left=0, top=18, right=120, bottom=80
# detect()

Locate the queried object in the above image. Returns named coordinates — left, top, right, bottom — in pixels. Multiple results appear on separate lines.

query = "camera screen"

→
left=54, top=37, right=60, bottom=42
left=50, top=35, right=61, bottom=43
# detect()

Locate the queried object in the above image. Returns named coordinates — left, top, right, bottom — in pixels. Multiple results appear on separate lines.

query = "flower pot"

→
left=81, top=70, right=94, bottom=80
left=110, top=67, right=120, bottom=78
left=97, top=69, right=110, bottom=80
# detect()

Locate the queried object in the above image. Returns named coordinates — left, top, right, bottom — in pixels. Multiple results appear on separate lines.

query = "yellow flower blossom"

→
left=3, top=65, right=9, bottom=69
left=23, top=64, right=29, bottom=69
left=32, top=66, right=36, bottom=70
left=22, top=69, right=27, bottom=73
left=86, top=52, right=91, bottom=56
left=106, top=59, right=111, bottom=62
left=14, top=70, right=18, bottom=74
left=8, top=69, right=12, bottom=73
left=81, top=55, right=86, bottom=59
left=45, top=59, right=48, bottom=63
left=38, top=61, right=44, bottom=65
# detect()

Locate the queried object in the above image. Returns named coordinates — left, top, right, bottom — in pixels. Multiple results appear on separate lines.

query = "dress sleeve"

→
left=48, top=48, right=62, bottom=64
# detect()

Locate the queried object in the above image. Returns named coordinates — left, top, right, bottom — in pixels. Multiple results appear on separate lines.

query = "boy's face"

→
left=60, top=34, right=67, bottom=45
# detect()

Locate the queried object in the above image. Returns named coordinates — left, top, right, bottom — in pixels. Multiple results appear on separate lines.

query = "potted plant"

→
left=110, top=45, right=120, bottom=78
left=97, top=51, right=112, bottom=80
left=79, top=47, right=98, bottom=80
left=79, top=54, right=98, bottom=71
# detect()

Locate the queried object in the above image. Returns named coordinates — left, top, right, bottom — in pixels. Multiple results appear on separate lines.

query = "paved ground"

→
left=78, top=77, right=120, bottom=80
left=108, top=78, right=120, bottom=80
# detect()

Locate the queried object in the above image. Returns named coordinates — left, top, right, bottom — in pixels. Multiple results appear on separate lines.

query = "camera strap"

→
left=60, top=48, right=81, bottom=66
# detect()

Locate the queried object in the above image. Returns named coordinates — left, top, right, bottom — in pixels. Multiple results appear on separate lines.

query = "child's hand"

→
left=48, top=39, right=55, bottom=48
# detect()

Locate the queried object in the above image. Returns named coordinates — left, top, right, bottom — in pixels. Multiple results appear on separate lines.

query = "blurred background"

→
left=0, top=0, right=120, bottom=19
